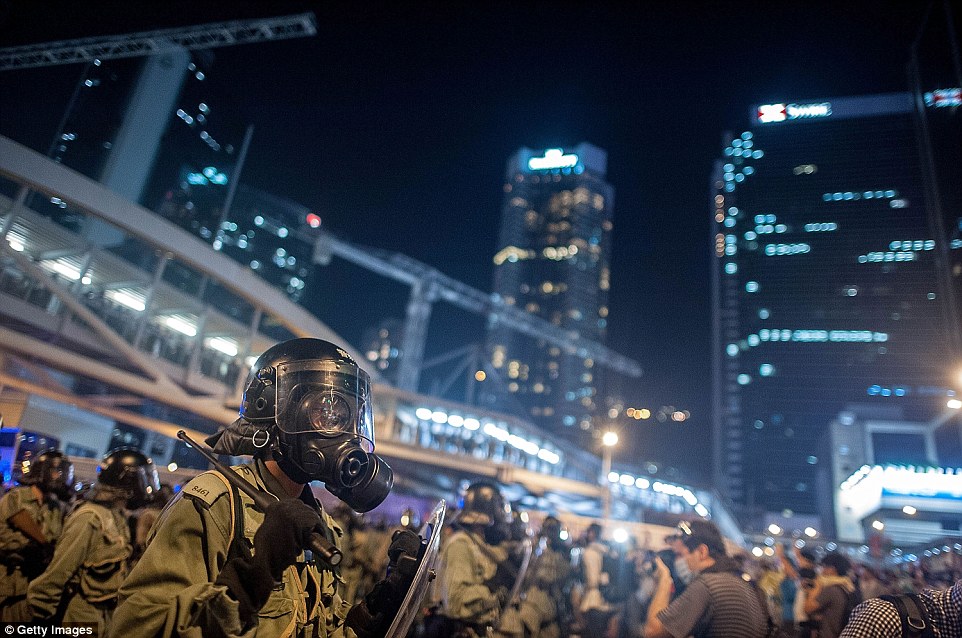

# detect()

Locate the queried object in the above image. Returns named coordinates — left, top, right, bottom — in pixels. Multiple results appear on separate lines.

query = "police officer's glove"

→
left=216, top=499, right=324, bottom=628
left=346, top=529, right=422, bottom=638
left=485, top=559, right=517, bottom=593
left=19, top=542, right=55, bottom=580
left=251, top=499, right=325, bottom=580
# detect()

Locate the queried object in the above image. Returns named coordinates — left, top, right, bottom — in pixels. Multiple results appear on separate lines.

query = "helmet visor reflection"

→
left=275, top=359, right=374, bottom=451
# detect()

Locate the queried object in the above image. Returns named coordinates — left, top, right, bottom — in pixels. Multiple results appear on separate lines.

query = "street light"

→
left=601, top=430, right=618, bottom=523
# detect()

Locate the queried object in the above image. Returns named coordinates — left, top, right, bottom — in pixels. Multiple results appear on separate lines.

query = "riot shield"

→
left=504, top=537, right=533, bottom=610
left=384, top=499, right=446, bottom=638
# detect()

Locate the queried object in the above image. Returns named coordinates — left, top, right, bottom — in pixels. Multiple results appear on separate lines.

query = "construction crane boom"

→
left=0, top=13, right=317, bottom=71
left=312, top=231, right=642, bottom=393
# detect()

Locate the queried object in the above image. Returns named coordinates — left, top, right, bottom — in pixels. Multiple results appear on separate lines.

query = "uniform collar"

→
left=253, top=457, right=287, bottom=499
left=252, top=457, right=315, bottom=506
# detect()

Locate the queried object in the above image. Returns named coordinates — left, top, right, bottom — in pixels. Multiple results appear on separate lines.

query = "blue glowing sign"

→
left=758, top=102, right=832, bottom=123
left=528, top=148, right=579, bottom=171
left=879, top=467, right=962, bottom=500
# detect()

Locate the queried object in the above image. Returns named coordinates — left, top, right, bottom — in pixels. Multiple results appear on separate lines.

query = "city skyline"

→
left=0, top=1, right=951, bottom=484
left=710, top=91, right=960, bottom=525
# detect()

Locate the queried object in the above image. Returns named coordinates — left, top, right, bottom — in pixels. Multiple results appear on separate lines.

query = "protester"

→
left=644, top=519, right=768, bottom=638
left=805, top=552, right=861, bottom=638
left=840, top=578, right=961, bottom=637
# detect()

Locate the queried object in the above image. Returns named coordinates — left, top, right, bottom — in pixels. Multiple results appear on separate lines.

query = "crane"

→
left=1, top=11, right=643, bottom=398
left=311, top=231, right=643, bottom=393
left=0, top=13, right=317, bottom=71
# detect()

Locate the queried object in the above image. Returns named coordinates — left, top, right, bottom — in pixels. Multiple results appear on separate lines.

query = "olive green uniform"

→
left=111, top=460, right=355, bottom=638
left=28, top=501, right=131, bottom=633
left=434, top=529, right=522, bottom=637
left=0, top=485, right=65, bottom=622
left=518, top=545, right=572, bottom=638
left=340, top=524, right=388, bottom=606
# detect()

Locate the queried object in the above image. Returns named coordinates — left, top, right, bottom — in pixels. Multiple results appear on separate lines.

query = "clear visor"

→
left=46, top=461, right=74, bottom=489
left=143, top=464, right=161, bottom=496
left=275, top=359, right=374, bottom=452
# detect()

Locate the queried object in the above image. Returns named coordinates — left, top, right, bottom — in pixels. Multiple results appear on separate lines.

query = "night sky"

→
left=0, top=1, right=939, bottom=483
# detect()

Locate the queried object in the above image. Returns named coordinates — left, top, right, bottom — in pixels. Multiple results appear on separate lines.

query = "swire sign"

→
left=757, top=102, right=832, bottom=123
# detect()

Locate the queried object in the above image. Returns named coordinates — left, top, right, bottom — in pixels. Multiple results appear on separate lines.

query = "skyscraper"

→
left=361, top=318, right=405, bottom=386
left=711, top=92, right=961, bottom=527
left=483, top=143, right=614, bottom=438
left=22, top=47, right=319, bottom=314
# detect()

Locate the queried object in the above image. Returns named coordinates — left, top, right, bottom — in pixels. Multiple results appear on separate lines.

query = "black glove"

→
left=485, top=558, right=517, bottom=592
left=251, top=499, right=325, bottom=580
left=19, top=542, right=55, bottom=580
left=216, top=499, right=324, bottom=627
left=346, top=529, right=422, bottom=638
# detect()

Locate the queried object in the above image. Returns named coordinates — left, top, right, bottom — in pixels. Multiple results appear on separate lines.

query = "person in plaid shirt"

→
left=839, top=579, right=961, bottom=637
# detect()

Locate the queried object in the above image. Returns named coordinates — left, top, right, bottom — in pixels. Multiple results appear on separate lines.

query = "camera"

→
left=639, top=550, right=658, bottom=575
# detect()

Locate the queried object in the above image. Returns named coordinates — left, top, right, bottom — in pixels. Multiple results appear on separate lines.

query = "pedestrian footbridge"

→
left=0, top=135, right=735, bottom=538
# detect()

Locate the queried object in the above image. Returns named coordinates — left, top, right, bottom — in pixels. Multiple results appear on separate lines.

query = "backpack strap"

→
left=204, top=470, right=251, bottom=563
left=879, top=594, right=934, bottom=638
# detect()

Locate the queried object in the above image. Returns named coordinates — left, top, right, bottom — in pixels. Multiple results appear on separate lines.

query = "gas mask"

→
left=23, top=450, right=74, bottom=501
left=458, top=481, right=510, bottom=545
left=43, top=459, right=74, bottom=501
left=97, top=449, right=160, bottom=510
left=233, top=339, right=393, bottom=513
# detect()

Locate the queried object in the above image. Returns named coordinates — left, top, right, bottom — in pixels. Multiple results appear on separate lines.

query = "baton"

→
left=176, top=430, right=343, bottom=567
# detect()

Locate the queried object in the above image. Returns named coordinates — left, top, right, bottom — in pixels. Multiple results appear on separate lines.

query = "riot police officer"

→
left=112, top=338, right=418, bottom=637
left=518, top=516, right=574, bottom=638
left=29, top=449, right=158, bottom=633
left=429, top=480, right=522, bottom=637
left=0, top=449, right=72, bottom=622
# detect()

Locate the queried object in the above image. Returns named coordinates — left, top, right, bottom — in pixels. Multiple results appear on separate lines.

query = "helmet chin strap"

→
left=273, top=442, right=314, bottom=485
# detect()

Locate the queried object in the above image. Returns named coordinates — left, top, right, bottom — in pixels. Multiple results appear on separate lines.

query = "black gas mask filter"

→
left=274, top=429, right=393, bottom=513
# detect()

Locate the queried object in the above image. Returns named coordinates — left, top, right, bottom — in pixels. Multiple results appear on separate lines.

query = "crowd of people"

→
left=1, top=337, right=959, bottom=637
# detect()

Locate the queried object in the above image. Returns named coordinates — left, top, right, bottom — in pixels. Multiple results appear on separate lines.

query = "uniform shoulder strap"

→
left=183, top=470, right=250, bottom=562
left=182, top=471, right=234, bottom=509
left=879, top=594, right=934, bottom=638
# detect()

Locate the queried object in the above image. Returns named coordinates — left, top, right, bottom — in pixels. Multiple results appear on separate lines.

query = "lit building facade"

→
left=205, top=186, right=319, bottom=304
left=711, top=92, right=960, bottom=526
left=828, top=405, right=962, bottom=546
left=362, top=318, right=405, bottom=386
left=483, top=143, right=614, bottom=437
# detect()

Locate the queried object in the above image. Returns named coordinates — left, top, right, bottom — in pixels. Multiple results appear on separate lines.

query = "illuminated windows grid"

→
left=712, top=93, right=955, bottom=520
left=484, top=144, right=614, bottom=437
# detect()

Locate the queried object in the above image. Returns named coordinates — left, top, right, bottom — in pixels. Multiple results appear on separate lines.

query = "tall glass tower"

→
left=710, top=93, right=960, bottom=527
left=482, top=143, right=614, bottom=438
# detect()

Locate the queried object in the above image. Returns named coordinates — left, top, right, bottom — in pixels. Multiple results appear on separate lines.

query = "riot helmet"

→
left=20, top=449, right=74, bottom=500
left=457, top=481, right=510, bottom=545
left=97, top=449, right=160, bottom=509
left=540, top=515, right=566, bottom=551
left=236, top=338, right=393, bottom=512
